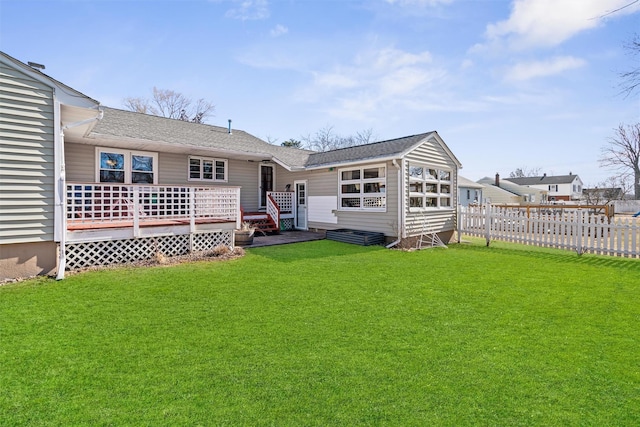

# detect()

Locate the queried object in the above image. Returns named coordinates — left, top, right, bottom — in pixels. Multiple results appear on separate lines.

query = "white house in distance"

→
left=505, top=173, right=583, bottom=202
left=0, top=50, right=463, bottom=281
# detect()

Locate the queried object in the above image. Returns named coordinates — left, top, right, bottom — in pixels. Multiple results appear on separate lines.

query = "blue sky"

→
left=1, top=0, right=638, bottom=185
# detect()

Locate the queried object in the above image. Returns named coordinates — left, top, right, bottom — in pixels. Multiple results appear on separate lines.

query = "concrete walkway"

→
left=241, top=230, right=326, bottom=248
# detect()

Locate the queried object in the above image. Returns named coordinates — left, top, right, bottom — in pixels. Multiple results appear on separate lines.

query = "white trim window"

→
left=97, top=148, right=158, bottom=184
left=408, top=163, right=452, bottom=210
left=338, top=164, right=386, bottom=211
left=189, top=156, right=228, bottom=182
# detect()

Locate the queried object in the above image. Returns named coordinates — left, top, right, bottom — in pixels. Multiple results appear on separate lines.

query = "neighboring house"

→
left=1, top=51, right=462, bottom=281
left=458, top=176, right=483, bottom=206
left=506, top=173, right=582, bottom=202
left=478, top=174, right=546, bottom=205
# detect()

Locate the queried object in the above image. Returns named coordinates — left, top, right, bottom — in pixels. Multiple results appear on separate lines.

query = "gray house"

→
left=1, top=51, right=463, bottom=280
left=458, top=176, right=483, bottom=206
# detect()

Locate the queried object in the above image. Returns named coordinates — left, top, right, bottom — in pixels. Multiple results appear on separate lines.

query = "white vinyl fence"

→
left=459, top=205, right=640, bottom=258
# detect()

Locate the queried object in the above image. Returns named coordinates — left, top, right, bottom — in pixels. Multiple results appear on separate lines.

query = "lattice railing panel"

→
left=65, top=231, right=232, bottom=270
left=67, top=183, right=240, bottom=225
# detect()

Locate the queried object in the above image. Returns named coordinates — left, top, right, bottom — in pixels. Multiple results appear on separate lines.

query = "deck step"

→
left=242, top=214, right=279, bottom=234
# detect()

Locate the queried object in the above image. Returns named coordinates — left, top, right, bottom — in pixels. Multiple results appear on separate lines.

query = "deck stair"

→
left=242, top=212, right=279, bottom=234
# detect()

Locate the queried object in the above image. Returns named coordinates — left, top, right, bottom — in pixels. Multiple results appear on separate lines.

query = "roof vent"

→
left=28, top=61, right=45, bottom=70
left=228, top=119, right=232, bottom=135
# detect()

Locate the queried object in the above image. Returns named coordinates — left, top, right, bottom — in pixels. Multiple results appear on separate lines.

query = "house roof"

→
left=86, top=107, right=314, bottom=169
left=305, top=131, right=462, bottom=169
left=458, top=175, right=484, bottom=189
left=86, top=108, right=461, bottom=171
left=506, top=174, right=580, bottom=185
left=477, top=176, right=545, bottom=198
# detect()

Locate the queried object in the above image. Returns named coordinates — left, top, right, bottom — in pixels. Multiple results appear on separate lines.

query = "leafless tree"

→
left=600, top=123, right=640, bottom=199
left=619, top=34, right=640, bottom=98
left=301, top=125, right=377, bottom=152
left=509, top=166, right=543, bottom=178
left=123, top=87, right=215, bottom=123
left=583, top=176, right=629, bottom=205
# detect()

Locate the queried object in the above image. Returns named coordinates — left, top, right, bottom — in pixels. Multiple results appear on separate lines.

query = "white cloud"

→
left=270, top=24, right=288, bottom=37
left=482, top=0, right=640, bottom=50
left=224, top=0, right=270, bottom=21
left=298, top=47, right=451, bottom=120
left=504, top=56, right=587, bottom=81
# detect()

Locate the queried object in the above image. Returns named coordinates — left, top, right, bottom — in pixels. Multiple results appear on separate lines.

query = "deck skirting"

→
left=64, top=230, right=233, bottom=270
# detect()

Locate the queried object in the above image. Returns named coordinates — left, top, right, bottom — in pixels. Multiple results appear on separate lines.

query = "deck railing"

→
left=267, top=191, right=294, bottom=213
left=67, top=183, right=241, bottom=227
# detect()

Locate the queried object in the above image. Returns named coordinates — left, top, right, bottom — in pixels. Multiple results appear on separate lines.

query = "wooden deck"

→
left=67, top=217, right=232, bottom=231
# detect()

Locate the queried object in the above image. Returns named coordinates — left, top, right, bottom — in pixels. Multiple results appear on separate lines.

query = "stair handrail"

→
left=266, top=194, right=280, bottom=229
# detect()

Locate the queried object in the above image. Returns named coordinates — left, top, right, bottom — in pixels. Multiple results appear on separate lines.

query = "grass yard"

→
left=1, top=239, right=639, bottom=426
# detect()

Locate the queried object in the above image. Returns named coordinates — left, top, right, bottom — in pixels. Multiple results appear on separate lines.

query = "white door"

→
left=295, top=181, right=308, bottom=230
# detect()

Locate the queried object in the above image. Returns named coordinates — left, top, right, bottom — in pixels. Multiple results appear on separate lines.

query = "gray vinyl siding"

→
left=64, top=144, right=290, bottom=212
left=305, top=160, right=399, bottom=236
left=0, top=62, right=55, bottom=244
left=404, top=138, right=459, bottom=237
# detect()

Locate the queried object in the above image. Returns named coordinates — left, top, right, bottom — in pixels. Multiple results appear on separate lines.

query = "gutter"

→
left=55, top=106, right=103, bottom=280
left=386, top=159, right=403, bottom=249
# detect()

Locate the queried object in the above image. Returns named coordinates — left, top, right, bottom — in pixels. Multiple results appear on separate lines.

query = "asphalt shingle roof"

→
left=506, top=175, right=580, bottom=185
left=305, top=132, right=435, bottom=168
left=90, top=107, right=314, bottom=169
left=89, top=108, right=444, bottom=170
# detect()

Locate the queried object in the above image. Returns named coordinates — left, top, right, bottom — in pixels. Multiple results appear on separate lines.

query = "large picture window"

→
left=338, top=164, right=386, bottom=211
left=408, top=163, right=452, bottom=210
left=97, top=148, right=157, bottom=184
left=189, top=156, right=227, bottom=182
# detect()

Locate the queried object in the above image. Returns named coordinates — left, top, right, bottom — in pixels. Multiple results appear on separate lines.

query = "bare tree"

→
left=122, top=87, right=215, bottom=123
left=509, top=166, right=543, bottom=178
left=301, top=125, right=377, bottom=152
left=600, top=123, right=640, bottom=199
left=583, top=176, right=628, bottom=205
left=619, top=33, right=640, bottom=98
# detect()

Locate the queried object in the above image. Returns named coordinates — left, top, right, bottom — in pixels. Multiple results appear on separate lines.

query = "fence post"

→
left=485, top=204, right=492, bottom=246
left=576, top=209, right=583, bottom=255
left=457, top=205, right=462, bottom=244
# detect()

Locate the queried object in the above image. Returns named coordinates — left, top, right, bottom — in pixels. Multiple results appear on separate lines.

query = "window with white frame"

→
left=338, top=164, right=386, bottom=211
left=188, top=156, right=228, bottom=182
left=408, top=163, right=452, bottom=210
left=97, top=148, right=157, bottom=184
left=549, top=184, right=558, bottom=192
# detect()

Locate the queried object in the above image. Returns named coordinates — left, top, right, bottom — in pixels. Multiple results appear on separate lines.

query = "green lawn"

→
left=1, top=240, right=639, bottom=426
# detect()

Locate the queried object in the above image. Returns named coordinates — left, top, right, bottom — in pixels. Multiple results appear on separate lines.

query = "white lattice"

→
left=65, top=231, right=233, bottom=270
left=192, top=231, right=233, bottom=252
left=280, top=218, right=294, bottom=231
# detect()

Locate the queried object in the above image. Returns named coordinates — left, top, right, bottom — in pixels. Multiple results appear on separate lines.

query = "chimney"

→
left=495, top=173, right=500, bottom=187
left=228, top=119, right=232, bottom=135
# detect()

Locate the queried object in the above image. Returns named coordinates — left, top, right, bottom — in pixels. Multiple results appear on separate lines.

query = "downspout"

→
left=386, top=159, right=403, bottom=248
left=55, top=106, right=103, bottom=280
